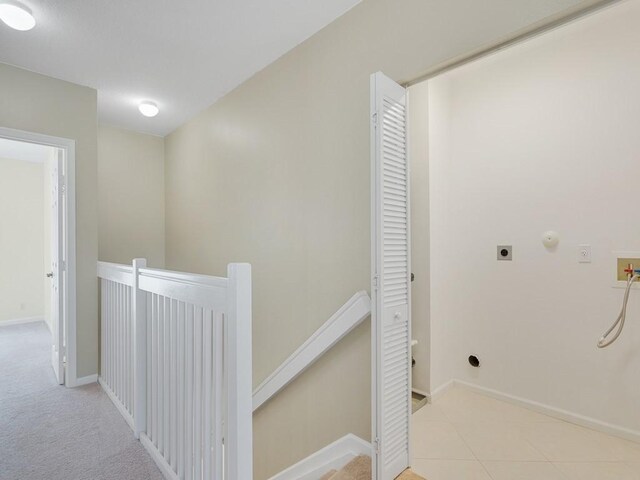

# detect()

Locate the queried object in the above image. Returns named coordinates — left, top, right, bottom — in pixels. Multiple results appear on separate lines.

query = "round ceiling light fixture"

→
left=0, top=1, right=36, bottom=31
left=138, top=101, right=159, bottom=118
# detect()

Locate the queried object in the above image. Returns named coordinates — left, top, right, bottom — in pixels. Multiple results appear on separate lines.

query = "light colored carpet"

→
left=321, top=455, right=426, bottom=480
left=396, top=469, right=426, bottom=480
left=329, top=455, right=371, bottom=480
left=0, top=322, right=164, bottom=480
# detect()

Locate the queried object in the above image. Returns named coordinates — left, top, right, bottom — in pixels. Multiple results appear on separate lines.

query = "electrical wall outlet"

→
left=497, top=245, right=512, bottom=261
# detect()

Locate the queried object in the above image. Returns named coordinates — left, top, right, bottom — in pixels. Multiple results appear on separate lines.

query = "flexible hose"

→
left=597, top=273, right=639, bottom=348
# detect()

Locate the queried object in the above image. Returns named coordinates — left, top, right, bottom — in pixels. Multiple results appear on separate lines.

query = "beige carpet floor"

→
left=321, top=455, right=425, bottom=480
left=0, top=322, right=164, bottom=480
left=397, top=469, right=426, bottom=479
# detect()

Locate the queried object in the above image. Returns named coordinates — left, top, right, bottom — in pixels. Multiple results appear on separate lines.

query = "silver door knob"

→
left=394, top=311, right=401, bottom=320
left=46, top=272, right=53, bottom=278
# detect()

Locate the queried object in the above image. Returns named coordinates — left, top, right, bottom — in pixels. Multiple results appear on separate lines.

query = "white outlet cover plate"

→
left=578, top=245, right=591, bottom=263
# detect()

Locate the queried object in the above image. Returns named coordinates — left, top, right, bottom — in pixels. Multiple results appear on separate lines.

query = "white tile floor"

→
left=410, top=386, right=640, bottom=480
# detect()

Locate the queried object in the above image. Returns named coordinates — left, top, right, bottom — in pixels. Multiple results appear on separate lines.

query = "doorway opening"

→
left=0, top=127, right=76, bottom=387
left=403, top=0, right=640, bottom=479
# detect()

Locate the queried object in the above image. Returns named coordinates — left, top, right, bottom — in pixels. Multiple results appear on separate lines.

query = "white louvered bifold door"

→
left=371, top=71, right=411, bottom=480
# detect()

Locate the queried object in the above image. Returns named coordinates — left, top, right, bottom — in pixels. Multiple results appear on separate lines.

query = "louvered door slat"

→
left=371, top=71, right=411, bottom=480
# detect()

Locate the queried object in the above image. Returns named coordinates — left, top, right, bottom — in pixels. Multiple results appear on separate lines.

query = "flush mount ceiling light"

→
left=138, top=101, right=159, bottom=118
left=0, top=1, right=36, bottom=31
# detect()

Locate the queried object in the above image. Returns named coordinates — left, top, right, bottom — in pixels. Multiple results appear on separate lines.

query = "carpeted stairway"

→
left=320, top=455, right=425, bottom=480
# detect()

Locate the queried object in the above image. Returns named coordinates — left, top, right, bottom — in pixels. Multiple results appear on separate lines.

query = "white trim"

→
left=426, top=379, right=456, bottom=404
left=138, top=266, right=229, bottom=312
left=406, top=0, right=621, bottom=87
left=98, top=377, right=134, bottom=429
left=140, top=433, right=180, bottom=480
left=75, top=374, right=98, bottom=386
left=225, top=263, right=253, bottom=480
left=0, top=127, right=77, bottom=389
left=268, top=434, right=372, bottom=480
left=411, top=387, right=429, bottom=398
left=451, top=380, right=640, bottom=444
left=97, top=261, right=134, bottom=286
left=0, top=316, right=45, bottom=327
left=370, top=72, right=379, bottom=480
left=252, top=291, right=371, bottom=412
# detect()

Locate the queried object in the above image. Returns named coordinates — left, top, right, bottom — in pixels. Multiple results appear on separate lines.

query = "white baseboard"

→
left=140, top=433, right=179, bottom=480
left=453, top=379, right=640, bottom=444
left=426, top=379, right=455, bottom=404
left=0, top=316, right=44, bottom=327
left=98, top=377, right=134, bottom=431
left=268, top=434, right=372, bottom=480
left=72, top=373, right=98, bottom=387
left=412, top=387, right=429, bottom=398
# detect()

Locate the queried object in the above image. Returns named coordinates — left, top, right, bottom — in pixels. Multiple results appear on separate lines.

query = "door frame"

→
left=0, top=126, right=77, bottom=387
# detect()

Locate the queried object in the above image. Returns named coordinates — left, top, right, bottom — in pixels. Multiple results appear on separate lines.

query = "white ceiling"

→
left=0, top=137, right=53, bottom=163
left=0, top=0, right=361, bottom=136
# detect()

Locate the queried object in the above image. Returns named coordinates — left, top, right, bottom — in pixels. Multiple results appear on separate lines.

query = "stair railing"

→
left=98, top=259, right=252, bottom=480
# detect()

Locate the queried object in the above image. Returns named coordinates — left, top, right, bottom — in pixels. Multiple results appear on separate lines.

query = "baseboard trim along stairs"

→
left=268, top=434, right=372, bottom=480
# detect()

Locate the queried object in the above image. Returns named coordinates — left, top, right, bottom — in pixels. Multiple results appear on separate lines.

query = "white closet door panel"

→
left=371, top=71, right=411, bottom=480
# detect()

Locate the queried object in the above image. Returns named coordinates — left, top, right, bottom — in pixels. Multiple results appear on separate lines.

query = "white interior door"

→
left=371, top=71, right=411, bottom=480
left=50, top=149, right=65, bottom=384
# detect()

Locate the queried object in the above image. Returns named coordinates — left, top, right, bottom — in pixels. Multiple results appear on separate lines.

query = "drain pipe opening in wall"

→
left=468, top=355, right=480, bottom=367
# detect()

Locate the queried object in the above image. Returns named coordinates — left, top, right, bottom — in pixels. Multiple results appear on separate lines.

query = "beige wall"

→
left=0, top=157, right=44, bottom=323
left=164, top=0, right=593, bottom=477
left=0, top=62, right=98, bottom=378
left=98, top=125, right=165, bottom=267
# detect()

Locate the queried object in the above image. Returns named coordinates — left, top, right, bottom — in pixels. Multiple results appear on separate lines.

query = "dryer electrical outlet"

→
left=497, top=245, right=512, bottom=261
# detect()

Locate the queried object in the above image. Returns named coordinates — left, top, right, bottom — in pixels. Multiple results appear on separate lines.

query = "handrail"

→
left=252, top=291, right=371, bottom=412
left=138, top=266, right=229, bottom=312
left=97, top=261, right=134, bottom=286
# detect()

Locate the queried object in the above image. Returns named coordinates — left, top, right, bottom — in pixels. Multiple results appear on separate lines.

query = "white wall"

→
left=409, top=82, right=431, bottom=394
left=428, top=0, right=640, bottom=435
left=98, top=125, right=165, bottom=267
left=0, top=157, right=44, bottom=323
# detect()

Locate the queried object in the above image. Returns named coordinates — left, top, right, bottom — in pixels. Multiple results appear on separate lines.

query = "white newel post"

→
left=226, top=263, right=253, bottom=480
left=132, top=258, right=147, bottom=438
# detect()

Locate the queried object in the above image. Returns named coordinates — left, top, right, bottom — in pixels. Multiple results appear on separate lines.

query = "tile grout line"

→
left=433, top=399, right=497, bottom=479
left=413, top=387, right=640, bottom=479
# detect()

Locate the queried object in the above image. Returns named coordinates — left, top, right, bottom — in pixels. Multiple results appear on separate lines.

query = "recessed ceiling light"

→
left=0, top=1, right=36, bottom=31
left=138, top=101, right=159, bottom=118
